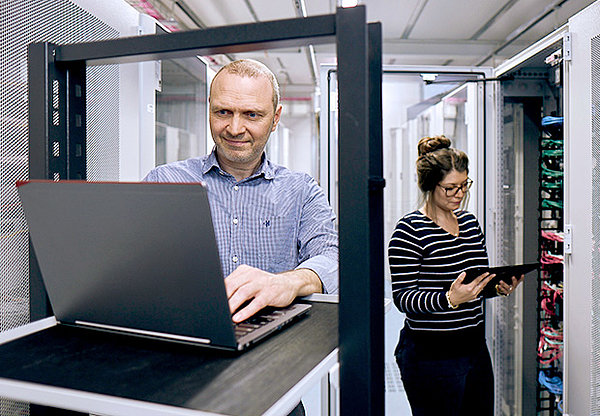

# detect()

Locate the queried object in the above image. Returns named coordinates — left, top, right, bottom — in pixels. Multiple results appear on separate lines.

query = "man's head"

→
left=211, top=59, right=280, bottom=112
left=209, top=59, right=282, bottom=178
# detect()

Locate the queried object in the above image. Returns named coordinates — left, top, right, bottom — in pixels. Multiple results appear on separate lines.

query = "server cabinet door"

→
left=564, top=2, right=600, bottom=415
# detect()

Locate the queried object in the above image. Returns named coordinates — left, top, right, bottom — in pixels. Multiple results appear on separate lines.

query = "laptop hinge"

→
left=74, top=320, right=211, bottom=344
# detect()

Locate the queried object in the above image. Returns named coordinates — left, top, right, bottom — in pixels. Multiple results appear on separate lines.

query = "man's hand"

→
left=225, top=264, right=322, bottom=323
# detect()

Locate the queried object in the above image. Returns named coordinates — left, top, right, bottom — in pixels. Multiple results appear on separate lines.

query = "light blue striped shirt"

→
left=143, top=150, right=339, bottom=294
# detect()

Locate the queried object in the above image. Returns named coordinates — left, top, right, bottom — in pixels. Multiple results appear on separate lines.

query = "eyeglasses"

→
left=437, top=178, right=473, bottom=197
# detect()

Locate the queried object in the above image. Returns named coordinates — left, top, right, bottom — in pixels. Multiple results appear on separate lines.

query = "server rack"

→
left=492, top=2, right=600, bottom=410
left=1, top=2, right=143, bottom=414
left=491, top=27, right=567, bottom=415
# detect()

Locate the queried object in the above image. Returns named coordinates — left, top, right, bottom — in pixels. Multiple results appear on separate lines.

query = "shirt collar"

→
left=201, top=149, right=221, bottom=175
left=202, top=148, right=276, bottom=181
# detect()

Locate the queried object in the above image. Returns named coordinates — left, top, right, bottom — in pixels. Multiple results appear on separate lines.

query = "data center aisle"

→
left=302, top=278, right=411, bottom=415
left=384, top=279, right=412, bottom=415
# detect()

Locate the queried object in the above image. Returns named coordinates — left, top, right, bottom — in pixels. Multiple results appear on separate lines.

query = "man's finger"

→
left=228, top=281, right=259, bottom=314
left=224, top=265, right=254, bottom=297
left=232, top=297, right=266, bottom=323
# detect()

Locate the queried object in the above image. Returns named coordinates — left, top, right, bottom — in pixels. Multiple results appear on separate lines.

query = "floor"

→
left=302, top=279, right=411, bottom=415
left=384, top=304, right=411, bottom=415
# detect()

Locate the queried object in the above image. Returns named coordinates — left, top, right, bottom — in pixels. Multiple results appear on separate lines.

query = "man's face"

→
left=209, top=72, right=281, bottom=173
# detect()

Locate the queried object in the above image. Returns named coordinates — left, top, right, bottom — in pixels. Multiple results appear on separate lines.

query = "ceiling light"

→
left=421, top=73, right=438, bottom=82
left=340, top=0, right=358, bottom=8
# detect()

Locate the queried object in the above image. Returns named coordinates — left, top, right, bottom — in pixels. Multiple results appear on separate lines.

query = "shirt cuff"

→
left=296, top=255, right=338, bottom=294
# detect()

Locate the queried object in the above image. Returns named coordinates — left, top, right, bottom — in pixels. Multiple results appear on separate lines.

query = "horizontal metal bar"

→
left=55, top=14, right=336, bottom=65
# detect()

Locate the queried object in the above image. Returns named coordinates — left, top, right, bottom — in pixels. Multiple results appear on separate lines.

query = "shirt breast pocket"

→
left=257, top=215, right=297, bottom=271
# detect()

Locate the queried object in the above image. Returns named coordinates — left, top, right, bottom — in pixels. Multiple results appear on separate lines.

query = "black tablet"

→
left=463, top=263, right=541, bottom=286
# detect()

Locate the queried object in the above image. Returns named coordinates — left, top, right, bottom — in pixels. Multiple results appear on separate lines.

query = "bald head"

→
left=210, top=59, right=280, bottom=112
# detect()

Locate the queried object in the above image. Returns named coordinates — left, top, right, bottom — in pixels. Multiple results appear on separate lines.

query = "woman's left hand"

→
left=495, top=274, right=525, bottom=296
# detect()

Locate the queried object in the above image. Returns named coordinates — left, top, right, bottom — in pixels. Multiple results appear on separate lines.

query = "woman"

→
left=389, top=135, right=523, bottom=416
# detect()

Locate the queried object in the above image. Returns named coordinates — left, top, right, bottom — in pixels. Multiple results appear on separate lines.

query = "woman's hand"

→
left=447, top=271, right=495, bottom=307
left=495, top=274, right=525, bottom=297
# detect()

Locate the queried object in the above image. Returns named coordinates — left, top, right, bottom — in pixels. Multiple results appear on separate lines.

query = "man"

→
left=144, top=59, right=338, bottom=325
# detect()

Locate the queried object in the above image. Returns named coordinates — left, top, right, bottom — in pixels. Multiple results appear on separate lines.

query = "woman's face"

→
left=430, top=169, right=470, bottom=212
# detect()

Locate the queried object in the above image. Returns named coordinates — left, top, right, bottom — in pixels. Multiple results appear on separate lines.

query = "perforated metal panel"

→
left=1, top=1, right=120, bottom=412
left=591, top=33, right=600, bottom=416
left=491, top=98, right=523, bottom=416
left=1, top=0, right=119, bottom=327
left=0, top=400, right=27, bottom=416
left=86, top=65, right=120, bottom=181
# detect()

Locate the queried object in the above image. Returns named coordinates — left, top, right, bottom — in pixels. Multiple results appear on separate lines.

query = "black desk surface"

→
left=0, top=302, right=337, bottom=416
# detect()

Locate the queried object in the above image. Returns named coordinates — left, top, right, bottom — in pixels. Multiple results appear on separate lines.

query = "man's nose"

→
left=228, top=114, right=246, bottom=136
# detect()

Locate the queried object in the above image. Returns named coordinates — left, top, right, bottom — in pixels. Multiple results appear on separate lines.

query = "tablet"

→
left=463, top=263, right=541, bottom=286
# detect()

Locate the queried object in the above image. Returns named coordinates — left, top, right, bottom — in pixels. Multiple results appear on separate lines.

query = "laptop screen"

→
left=18, top=181, right=238, bottom=348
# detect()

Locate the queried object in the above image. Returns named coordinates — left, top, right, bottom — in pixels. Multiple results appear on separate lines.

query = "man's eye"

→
left=247, top=112, right=257, bottom=118
left=217, top=110, right=229, bottom=115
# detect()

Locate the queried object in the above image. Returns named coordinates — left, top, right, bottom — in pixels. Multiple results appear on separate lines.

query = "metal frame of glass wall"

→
left=27, top=6, right=384, bottom=415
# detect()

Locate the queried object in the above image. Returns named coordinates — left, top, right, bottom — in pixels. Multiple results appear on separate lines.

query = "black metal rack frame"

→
left=27, top=6, right=384, bottom=415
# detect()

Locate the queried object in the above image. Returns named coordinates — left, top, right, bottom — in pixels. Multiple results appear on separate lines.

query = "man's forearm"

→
left=279, top=268, right=323, bottom=297
left=295, top=254, right=338, bottom=294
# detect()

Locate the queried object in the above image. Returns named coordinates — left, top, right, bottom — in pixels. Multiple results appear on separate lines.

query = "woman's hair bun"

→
left=417, top=135, right=451, bottom=156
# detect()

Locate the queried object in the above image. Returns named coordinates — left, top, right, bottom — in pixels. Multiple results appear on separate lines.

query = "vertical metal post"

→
left=28, top=43, right=86, bottom=186
left=368, top=21, right=385, bottom=414
left=28, top=42, right=58, bottom=181
left=67, top=61, right=87, bottom=180
left=337, top=6, right=384, bottom=415
left=27, top=42, right=59, bottom=320
left=27, top=42, right=86, bottom=320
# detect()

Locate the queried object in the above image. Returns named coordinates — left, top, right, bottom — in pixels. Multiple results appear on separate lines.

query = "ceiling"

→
left=125, top=0, right=596, bottom=98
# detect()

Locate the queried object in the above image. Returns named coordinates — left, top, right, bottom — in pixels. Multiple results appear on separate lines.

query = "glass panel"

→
left=155, top=58, right=208, bottom=166
left=381, top=72, right=481, bottom=247
left=319, top=66, right=484, bottom=414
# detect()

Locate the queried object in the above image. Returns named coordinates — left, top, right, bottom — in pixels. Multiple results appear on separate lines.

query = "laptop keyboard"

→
left=233, top=308, right=287, bottom=339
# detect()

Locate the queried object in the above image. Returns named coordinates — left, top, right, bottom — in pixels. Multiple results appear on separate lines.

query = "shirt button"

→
left=232, top=256, right=239, bottom=263
left=233, top=185, right=239, bottom=191
left=232, top=218, right=239, bottom=225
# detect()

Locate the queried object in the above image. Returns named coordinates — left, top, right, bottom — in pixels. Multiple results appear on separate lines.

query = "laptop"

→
left=17, top=180, right=311, bottom=351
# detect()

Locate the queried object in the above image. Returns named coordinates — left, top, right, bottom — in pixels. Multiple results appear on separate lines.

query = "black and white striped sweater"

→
left=389, top=210, right=491, bottom=346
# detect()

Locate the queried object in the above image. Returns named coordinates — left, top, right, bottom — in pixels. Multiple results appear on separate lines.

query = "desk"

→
left=0, top=301, right=338, bottom=416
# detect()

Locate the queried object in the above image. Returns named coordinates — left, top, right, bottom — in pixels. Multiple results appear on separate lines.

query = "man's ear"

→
left=271, top=104, right=282, bottom=132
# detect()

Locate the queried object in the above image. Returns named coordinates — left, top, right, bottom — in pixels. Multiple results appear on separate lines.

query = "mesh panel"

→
left=0, top=400, right=27, bottom=416
left=1, top=0, right=119, bottom=325
left=591, top=33, right=600, bottom=416
left=87, top=65, right=120, bottom=181
left=493, top=91, right=521, bottom=416
left=1, top=0, right=120, bottom=413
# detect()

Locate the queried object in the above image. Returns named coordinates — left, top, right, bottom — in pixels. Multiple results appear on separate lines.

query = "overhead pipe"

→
left=469, top=0, right=520, bottom=40
left=475, top=0, right=571, bottom=66
left=293, top=0, right=319, bottom=85
left=173, top=0, right=235, bottom=62
left=401, top=0, right=429, bottom=39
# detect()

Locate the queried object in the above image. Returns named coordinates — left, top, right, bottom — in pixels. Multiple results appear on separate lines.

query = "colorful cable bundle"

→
left=540, top=281, right=563, bottom=318
left=541, top=231, right=564, bottom=242
left=541, top=251, right=564, bottom=266
left=537, top=325, right=563, bottom=365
